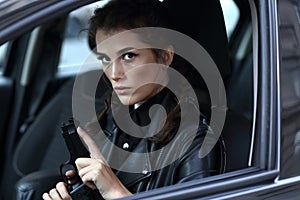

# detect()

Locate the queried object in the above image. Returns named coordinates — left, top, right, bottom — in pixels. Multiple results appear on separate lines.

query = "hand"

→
left=76, top=127, right=132, bottom=199
left=42, top=181, right=71, bottom=200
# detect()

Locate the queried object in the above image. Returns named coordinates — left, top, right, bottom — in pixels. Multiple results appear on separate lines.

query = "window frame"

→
left=0, top=41, right=13, bottom=75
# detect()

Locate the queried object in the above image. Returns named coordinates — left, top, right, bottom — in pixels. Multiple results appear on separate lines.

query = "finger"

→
left=75, top=157, right=108, bottom=171
left=65, top=170, right=78, bottom=185
left=85, top=181, right=98, bottom=190
left=81, top=173, right=98, bottom=190
left=65, top=170, right=76, bottom=177
left=49, top=188, right=62, bottom=200
left=75, top=157, right=97, bottom=170
left=78, top=165, right=99, bottom=190
left=42, top=193, right=52, bottom=200
left=77, top=127, right=106, bottom=161
left=78, top=159, right=103, bottom=176
left=76, top=159, right=105, bottom=190
left=56, top=182, right=72, bottom=200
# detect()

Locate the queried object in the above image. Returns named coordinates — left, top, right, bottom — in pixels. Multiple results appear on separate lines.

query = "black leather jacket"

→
left=93, top=87, right=226, bottom=194
left=14, top=87, right=226, bottom=200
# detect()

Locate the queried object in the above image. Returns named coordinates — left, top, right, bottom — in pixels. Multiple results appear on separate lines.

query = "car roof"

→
left=0, top=0, right=97, bottom=45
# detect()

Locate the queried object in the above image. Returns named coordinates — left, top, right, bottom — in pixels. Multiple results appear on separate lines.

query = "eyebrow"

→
left=117, top=47, right=136, bottom=55
left=96, top=47, right=137, bottom=58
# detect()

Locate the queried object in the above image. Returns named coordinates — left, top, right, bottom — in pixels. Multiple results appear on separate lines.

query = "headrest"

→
left=163, top=0, right=230, bottom=80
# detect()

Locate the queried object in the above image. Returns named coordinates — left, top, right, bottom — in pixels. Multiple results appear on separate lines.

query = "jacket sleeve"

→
left=174, top=121, right=226, bottom=183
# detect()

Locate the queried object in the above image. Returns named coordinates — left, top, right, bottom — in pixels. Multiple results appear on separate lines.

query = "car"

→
left=0, top=0, right=299, bottom=199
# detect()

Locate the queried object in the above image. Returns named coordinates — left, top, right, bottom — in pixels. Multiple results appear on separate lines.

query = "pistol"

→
left=60, top=118, right=102, bottom=200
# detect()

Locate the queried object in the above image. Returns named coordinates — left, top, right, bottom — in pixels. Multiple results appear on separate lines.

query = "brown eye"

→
left=123, top=52, right=136, bottom=61
left=97, top=55, right=111, bottom=65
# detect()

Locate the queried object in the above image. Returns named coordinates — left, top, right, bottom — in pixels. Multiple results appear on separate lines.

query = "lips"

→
left=114, top=86, right=131, bottom=95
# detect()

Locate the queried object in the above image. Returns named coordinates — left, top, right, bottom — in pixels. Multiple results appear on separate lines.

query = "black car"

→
left=0, top=0, right=299, bottom=199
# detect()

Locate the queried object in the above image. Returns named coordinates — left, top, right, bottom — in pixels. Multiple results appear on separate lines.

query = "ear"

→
left=162, top=45, right=174, bottom=66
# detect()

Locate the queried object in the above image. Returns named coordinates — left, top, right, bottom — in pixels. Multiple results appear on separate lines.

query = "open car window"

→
left=220, top=0, right=240, bottom=39
left=57, top=2, right=106, bottom=76
left=0, top=42, right=9, bottom=74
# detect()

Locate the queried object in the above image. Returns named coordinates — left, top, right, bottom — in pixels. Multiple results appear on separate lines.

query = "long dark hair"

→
left=88, top=0, right=174, bottom=51
left=88, top=0, right=187, bottom=143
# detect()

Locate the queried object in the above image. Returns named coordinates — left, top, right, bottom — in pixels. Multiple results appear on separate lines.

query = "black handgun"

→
left=60, top=118, right=102, bottom=200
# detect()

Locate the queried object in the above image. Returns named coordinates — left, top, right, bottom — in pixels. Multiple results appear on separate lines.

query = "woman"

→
left=43, top=0, right=225, bottom=199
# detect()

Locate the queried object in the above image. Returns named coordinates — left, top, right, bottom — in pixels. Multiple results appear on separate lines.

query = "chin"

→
left=117, top=93, right=144, bottom=106
left=118, top=97, right=135, bottom=106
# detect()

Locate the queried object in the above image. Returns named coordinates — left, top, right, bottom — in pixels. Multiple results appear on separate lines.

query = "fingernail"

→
left=77, top=126, right=83, bottom=133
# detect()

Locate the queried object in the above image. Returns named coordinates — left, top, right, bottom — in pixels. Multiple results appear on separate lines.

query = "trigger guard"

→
left=60, top=163, right=77, bottom=184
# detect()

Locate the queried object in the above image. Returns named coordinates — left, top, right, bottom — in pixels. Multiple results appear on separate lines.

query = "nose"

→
left=110, top=61, right=124, bottom=82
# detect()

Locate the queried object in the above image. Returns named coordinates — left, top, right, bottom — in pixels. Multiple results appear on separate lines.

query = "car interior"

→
left=0, top=0, right=255, bottom=199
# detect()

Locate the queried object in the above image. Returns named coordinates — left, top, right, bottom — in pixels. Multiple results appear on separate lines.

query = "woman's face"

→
left=95, top=29, right=173, bottom=105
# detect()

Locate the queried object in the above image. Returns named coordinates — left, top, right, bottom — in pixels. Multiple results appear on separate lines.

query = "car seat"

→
left=163, top=0, right=252, bottom=172
left=10, top=70, right=110, bottom=200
